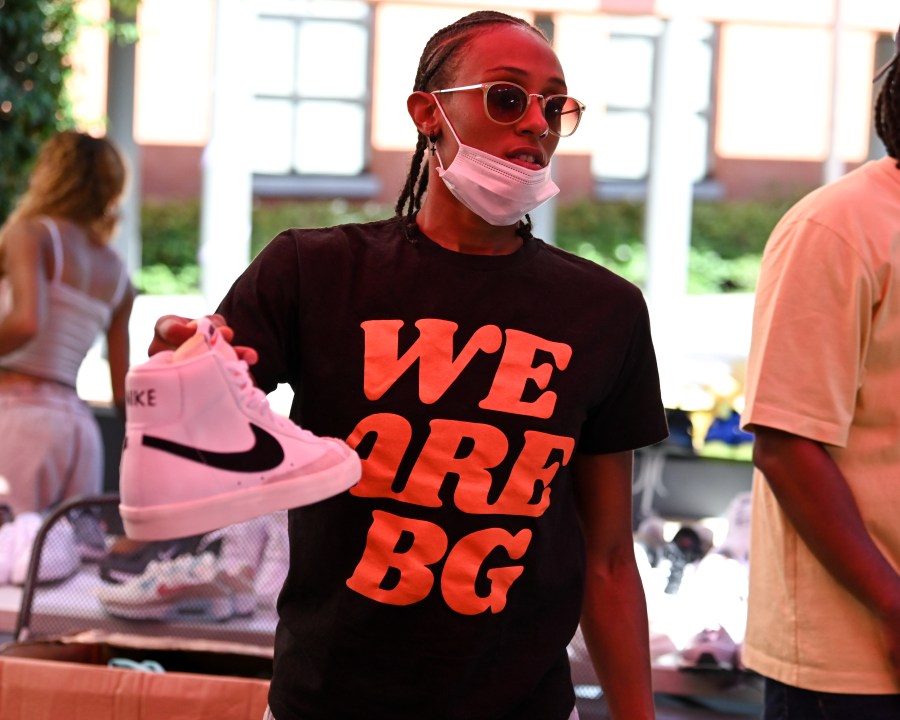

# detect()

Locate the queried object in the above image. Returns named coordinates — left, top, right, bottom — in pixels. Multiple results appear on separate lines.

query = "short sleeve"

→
left=578, top=297, right=668, bottom=454
left=742, top=217, right=872, bottom=447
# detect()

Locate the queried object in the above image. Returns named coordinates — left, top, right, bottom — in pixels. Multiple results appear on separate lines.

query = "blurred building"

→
left=68, top=0, right=898, bottom=208
left=65, top=0, right=898, bottom=413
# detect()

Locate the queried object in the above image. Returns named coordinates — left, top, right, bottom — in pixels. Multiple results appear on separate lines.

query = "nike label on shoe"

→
left=127, top=388, right=157, bottom=407
left=142, top=423, right=286, bottom=473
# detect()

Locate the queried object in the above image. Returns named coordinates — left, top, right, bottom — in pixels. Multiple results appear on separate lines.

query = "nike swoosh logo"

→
left=142, top=423, right=285, bottom=473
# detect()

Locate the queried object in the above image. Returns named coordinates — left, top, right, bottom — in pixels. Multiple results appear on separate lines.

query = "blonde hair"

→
left=2, top=131, right=128, bottom=245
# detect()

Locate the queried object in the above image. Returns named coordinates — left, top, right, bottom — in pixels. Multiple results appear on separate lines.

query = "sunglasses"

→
left=431, top=81, right=586, bottom=138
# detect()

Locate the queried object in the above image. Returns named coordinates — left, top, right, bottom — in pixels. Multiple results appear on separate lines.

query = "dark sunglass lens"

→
left=546, top=96, right=581, bottom=136
left=486, top=84, right=527, bottom=123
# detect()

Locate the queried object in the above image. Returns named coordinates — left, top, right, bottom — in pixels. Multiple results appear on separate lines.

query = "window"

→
left=249, top=1, right=374, bottom=194
left=594, top=16, right=716, bottom=195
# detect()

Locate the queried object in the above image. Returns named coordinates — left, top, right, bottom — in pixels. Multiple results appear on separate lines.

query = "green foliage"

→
left=133, top=263, right=201, bottom=295
left=555, top=198, right=792, bottom=293
left=0, top=0, right=79, bottom=222
left=140, top=199, right=201, bottom=267
left=104, top=0, right=141, bottom=45
left=250, top=199, right=392, bottom=257
left=0, top=0, right=142, bottom=224
left=567, top=238, right=648, bottom=286
left=138, top=199, right=394, bottom=294
left=687, top=249, right=765, bottom=294
left=137, top=197, right=794, bottom=295
left=555, top=200, right=646, bottom=257
left=135, top=200, right=202, bottom=294
left=690, top=196, right=797, bottom=258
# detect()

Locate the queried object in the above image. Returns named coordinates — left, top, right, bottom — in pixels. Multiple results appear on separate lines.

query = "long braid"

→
left=875, top=58, right=900, bottom=168
left=394, top=11, right=544, bottom=242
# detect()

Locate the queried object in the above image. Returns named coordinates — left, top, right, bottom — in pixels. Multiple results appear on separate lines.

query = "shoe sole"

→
left=120, top=453, right=361, bottom=540
left=101, top=596, right=234, bottom=622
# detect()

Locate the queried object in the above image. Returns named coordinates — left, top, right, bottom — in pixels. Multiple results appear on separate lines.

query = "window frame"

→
left=594, top=17, right=722, bottom=201
left=250, top=3, right=379, bottom=199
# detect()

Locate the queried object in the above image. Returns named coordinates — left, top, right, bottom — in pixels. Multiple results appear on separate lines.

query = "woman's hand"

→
left=149, top=313, right=258, bottom=364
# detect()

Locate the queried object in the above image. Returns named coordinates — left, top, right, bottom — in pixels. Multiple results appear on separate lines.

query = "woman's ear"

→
left=407, top=91, right=440, bottom=138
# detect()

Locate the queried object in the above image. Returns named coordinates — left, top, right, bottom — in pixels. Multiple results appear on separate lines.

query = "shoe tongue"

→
left=209, top=331, right=239, bottom=362
left=172, top=318, right=239, bottom=363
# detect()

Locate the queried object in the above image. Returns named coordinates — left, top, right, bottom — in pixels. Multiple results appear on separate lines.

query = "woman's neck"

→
left=415, top=198, right=523, bottom=256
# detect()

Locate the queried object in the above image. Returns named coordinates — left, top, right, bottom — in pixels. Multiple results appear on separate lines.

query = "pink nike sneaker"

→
left=119, top=319, right=360, bottom=540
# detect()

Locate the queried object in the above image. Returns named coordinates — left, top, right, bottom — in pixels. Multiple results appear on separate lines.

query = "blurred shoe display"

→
left=96, top=552, right=233, bottom=621
left=700, top=409, right=753, bottom=461
left=99, top=534, right=208, bottom=585
left=679, top=626, right=740, bottom=670
left=0, top=512, right=80, bottom=586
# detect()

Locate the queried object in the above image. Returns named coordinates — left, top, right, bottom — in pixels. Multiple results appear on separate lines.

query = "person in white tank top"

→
left=0, top=131, right=135, bottom=515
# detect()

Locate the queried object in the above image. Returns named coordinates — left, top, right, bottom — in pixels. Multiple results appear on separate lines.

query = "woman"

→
left=150, top=11, right=665, bottom=719
left=0, top=131, right=134, bottom=514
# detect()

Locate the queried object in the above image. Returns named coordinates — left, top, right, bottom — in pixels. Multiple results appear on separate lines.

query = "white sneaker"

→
left=679, top=626, right=739, bottom=670
left=216, top=564, right=257, bottom=617
left=96, top=552, right=233, bottom=621
left=217, top=515, right=272, bottom=616
left=0, top=523, right=15, bottom=585
left=255, top=511, right=289, bottom=607
left=119, top=319, right=361, bottom=540
left=1, top=512, right=80, bottom=586
left=718, top=491, right=752, bottom=562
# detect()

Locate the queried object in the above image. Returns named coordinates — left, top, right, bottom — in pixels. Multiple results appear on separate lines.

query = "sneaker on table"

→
left=679, top=626, right=740, bottom=671
left=96, top=552, right=233, bottom=621
left=99, top=534, right=207, bottom=584
left=255, top=511, right=290, bottom=607
left=68, top=507, right=109, bottom=562
left=119, top=318, right=361, bottom=540
left=216, top=564, right=257, bottom=617
left=700, top=409, right=753, bottom=461
left=217, top=515, right=272, bottom=615
left=717, top=491, right=752, bottom=563
left=0, top=512, right=80, bottom=586
left=662, top=525, right=709, bottom=595
left=649, top=628, right=679, bottom=660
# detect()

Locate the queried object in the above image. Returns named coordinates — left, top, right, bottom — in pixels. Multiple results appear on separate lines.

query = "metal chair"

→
left=13, top=494, right=284, bottom=649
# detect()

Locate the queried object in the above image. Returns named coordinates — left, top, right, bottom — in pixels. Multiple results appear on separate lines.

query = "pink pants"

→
left=0, top=382, right=103, bottom=514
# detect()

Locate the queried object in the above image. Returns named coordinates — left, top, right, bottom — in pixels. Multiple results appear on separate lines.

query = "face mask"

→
left=432, top=101, right=559, bottom=227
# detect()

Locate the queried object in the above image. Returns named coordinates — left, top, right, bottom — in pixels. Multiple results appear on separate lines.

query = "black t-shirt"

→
left=217, top=218, right=667, bottom=720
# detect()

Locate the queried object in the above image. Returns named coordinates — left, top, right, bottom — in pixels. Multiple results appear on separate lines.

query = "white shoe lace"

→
left=224, top=359, right=317, bottom=438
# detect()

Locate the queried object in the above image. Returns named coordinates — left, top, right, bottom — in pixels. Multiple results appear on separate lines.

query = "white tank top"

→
left=0, top=217, right=128, bottom=387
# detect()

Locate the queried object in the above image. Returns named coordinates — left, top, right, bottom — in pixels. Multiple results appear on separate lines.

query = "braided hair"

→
left=394, top=11, right=548, bottom=242
left=875, top=55, right=900, bottom=167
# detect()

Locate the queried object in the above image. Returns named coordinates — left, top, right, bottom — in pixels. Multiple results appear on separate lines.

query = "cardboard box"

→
left=0, top=634, right=270, bottom=720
